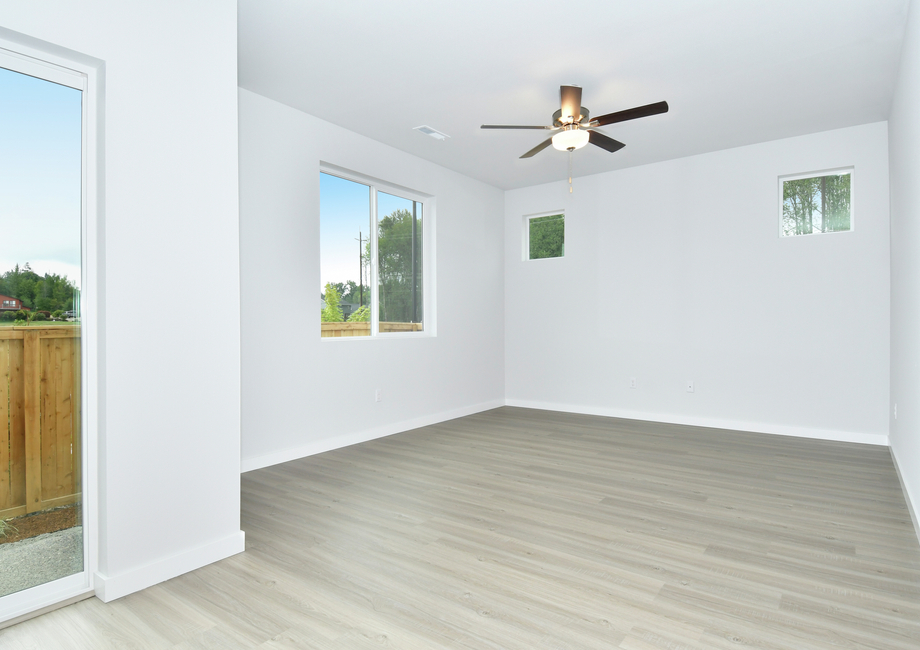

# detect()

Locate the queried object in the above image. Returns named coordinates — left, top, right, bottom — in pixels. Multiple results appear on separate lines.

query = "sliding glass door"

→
left=0, top=45, right=91, bottom=622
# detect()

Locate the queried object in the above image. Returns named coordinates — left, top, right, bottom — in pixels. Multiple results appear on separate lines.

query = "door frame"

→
left=0, top=30, right=102, bottom=626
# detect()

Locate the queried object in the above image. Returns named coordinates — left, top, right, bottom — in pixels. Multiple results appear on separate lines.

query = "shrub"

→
left=321, top=283, right=344, bottom=322
left=14, top=310, right=27, bottom=320
left=32, top=312, right=47, bottom=321
left=51, top=310, right=63, bottom=319
left=38, top=311, right=51, bottom=318
left=348, top=305, right=371, bottom=322
left=0, top=311, right=16, bottom=322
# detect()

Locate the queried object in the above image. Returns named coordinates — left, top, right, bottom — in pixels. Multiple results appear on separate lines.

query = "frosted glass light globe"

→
left=552, top=128, right=590, bottom=151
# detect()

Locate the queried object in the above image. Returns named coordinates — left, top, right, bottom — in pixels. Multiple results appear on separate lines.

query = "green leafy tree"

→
left=321, top=282, right=344, bottom=322
left=377, top=208, right=422, bottom=323
left=347, top=305, right=370, bottom=322
left=529, top=214, right=564, bottom=259
left=783, top=174, right=850, bottom=236
left=17, top=277, right=36, bottom=309
left=341, top=279, right=368, bottom=306
left=0, top=265, right=78, bottom=312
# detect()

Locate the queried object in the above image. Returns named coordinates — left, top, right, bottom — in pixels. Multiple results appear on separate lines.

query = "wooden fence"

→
left=0, top=325, right=81, bottom=520
left=321, top=322, right=423, bottom=338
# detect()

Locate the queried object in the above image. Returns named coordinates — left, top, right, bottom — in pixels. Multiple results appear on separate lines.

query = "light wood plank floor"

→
left=2, top=407, right=919, bottom=648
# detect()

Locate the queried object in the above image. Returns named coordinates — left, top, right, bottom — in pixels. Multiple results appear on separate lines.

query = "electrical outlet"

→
left=629, top=377, right=637, bottom=389
left=686, top=380, right=694, bottom=393
left=375, top=389, right=382, bottom=402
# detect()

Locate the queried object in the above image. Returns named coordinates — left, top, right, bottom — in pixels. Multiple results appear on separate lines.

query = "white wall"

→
left=889, top=0, right=920, bottom=538
left=505, top=123, right=890, bottom=445
left=238, top=89, right=505, bottom=471
left=1, top=1, right=243, bottom=601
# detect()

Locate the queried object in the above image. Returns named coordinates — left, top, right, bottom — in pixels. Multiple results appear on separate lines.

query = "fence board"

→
left=60, top=338, right=75, bottom=499
left=23, top=331, right=41, bottom=512
left=10, top=339, right=25, bottom=511
left=73, top=336, right=82, bottom=495
left=0, top=341, right=10, bottom=510
left=41, top=338, right=60, bottom=500
left=48, top=337, right=75, bottom=501
left=41, top=337, right=55, bottom=501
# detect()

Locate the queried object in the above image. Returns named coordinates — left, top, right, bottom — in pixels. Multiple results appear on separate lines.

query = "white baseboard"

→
left=241, top=399, right=506, bottom=473
left=890, top=446, right=920, bottom=547
left=503, top=399, right=890, bottom=447
left=94, top=530, right=245, bottom=602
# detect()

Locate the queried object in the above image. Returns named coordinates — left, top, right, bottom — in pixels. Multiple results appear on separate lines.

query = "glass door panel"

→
left=0, top=58, right=85, bottom=607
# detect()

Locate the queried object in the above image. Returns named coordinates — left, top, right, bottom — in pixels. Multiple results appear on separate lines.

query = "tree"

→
left=320, top=282, right=344, bottom=322
left=338, top=280, right=360, bottom=306
left=0, top=265, right=78, bottom=312
left=16, top=277, right=35, bottom=309
left=377, top=208, right=422, bottom=323
left=319, top=205, right=421, bottom=327
left=783, top=173, right=850, bottom=236
left=529, top=214, right=564, bottom=259
left=348, top=305, right=370, bottom=322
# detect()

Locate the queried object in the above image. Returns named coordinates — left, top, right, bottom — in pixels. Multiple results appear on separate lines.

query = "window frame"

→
left=778, top=167, right=854, bottom=238
left=523, top=210, right=566, bottom=261
left=320, top=163, right=434, bottom=339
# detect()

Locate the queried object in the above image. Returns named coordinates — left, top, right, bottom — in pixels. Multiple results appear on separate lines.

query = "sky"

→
left=320, top=172, right=371, bottom=293
left=0, top=65, right=83, bottom=288
left=319, top=173, right=419, bottom=296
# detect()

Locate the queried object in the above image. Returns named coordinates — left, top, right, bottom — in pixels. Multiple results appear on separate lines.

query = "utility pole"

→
left=411, top=202, right=418, bottom=322
left=356, top=231, right=364, bottom=307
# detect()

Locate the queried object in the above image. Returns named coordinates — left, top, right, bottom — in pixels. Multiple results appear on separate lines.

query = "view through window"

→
left=320, top=171, right=424, bottom=337
left=782, top=170, right=852, bottom=236
left=0, top=58, right=84, bottom=600
left=527, top=213, right=565, bottom=260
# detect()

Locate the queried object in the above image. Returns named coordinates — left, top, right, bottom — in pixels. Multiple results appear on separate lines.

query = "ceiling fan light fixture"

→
left=552, top=128, right=589, bottom=152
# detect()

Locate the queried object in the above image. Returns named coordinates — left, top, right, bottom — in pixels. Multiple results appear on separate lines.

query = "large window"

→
left=320, top=170, right=427, bottom=337
left=781, top=169, right=852, bottom=237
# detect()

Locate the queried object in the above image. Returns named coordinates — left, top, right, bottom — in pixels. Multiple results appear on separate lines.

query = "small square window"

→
left=781, top=169, right=852, bottom=237
left=526, top=213, right=564, bottom=260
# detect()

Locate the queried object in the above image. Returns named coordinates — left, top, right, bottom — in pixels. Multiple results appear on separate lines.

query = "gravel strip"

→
left=0, top=526, right=83, bottom=597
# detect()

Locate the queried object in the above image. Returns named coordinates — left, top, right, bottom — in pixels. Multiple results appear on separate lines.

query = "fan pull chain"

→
left=568, top=150, right=574, bottom=193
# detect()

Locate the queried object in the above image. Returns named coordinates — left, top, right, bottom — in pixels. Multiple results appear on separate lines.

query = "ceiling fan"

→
left=481, top=85, right=669, bottom=159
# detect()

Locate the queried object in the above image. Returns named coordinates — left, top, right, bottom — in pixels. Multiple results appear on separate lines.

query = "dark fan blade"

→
left=560, top=85, right=583, bottom=123
left=520, top=137, right=554, bottom=159
left=589, top=131, right=626, bottom=153
left=481, top=124, right=552, bottom=130
left=591, top=101, right=669, bottom=128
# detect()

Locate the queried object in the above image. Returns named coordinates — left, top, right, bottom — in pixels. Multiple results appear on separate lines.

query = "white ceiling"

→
left=238, top=0, right=909, bottom=190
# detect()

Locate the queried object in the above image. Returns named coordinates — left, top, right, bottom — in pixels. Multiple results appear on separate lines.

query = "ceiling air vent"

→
left=414, top=125, right=450, bottom=141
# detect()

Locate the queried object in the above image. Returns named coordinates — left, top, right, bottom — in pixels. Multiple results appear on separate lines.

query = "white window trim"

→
left=0, top=29, right=102, bottom=624
left=778, top=166, right=854, bottom=238
left=523, top=210, right=566, bottom=261
left=320, top=163, right=435, bottom=338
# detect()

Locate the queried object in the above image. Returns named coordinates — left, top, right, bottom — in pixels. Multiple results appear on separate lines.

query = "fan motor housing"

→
left=553, top=107, right=590, bottom=127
